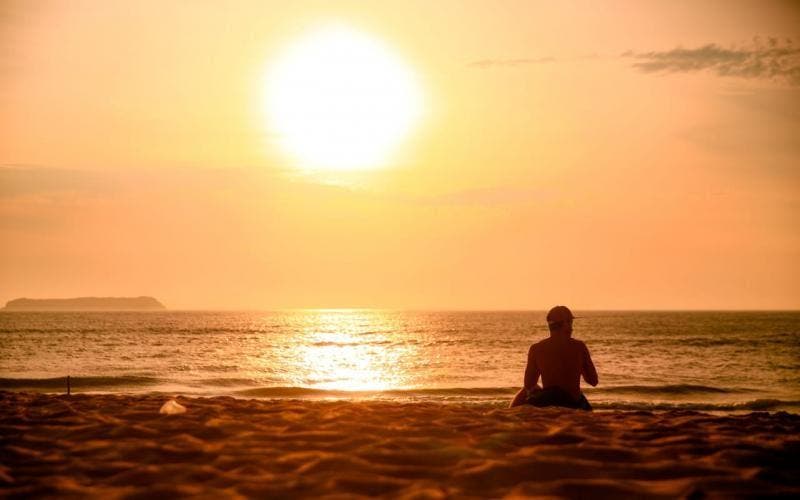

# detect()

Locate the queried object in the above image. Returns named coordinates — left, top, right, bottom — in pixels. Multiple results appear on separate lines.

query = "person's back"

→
left=511, top=305, right=598, bottom=409
left=529, top=336, right=589, bottom=401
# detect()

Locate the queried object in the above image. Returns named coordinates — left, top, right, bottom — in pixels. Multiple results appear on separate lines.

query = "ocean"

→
left=1, top=310, right=798, bottom=412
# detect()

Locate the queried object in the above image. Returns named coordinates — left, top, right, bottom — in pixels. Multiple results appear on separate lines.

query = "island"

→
left=2, top=296, right=166, bottom=311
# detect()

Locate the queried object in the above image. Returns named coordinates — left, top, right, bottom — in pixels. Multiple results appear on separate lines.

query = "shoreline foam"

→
left=2, top=379, right=799, bottom=414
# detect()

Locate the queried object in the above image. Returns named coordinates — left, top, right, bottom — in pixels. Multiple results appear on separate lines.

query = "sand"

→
left=1, top=392, right=798, bottom=499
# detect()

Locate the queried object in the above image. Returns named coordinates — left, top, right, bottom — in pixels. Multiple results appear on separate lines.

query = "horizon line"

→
left=14, top=307, right=793, bottom=313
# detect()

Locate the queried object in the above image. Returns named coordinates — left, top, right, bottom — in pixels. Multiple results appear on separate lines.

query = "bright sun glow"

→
left=265, top=25, right=423, bottom=171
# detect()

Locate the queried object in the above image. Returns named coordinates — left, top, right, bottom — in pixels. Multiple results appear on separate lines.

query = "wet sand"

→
left=1, top=392, right=799, bottom=498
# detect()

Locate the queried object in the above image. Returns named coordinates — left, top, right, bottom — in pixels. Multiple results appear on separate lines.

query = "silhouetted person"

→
left=510, top=305, right=598, bottom=410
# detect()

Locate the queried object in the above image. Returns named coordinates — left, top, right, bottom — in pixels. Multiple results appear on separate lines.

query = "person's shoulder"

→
left=531, top=337, right=550, bottom=348
left=528, top=338, right=547, bottom=353
left=569, top=338, right=588, bottom=349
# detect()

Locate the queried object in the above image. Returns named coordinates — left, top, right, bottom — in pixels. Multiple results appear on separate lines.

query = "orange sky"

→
left=1, top=0, right=798, bottom=309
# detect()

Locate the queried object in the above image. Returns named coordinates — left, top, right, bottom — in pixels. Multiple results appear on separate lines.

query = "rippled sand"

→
left=1, top=392, right=799, bottom=498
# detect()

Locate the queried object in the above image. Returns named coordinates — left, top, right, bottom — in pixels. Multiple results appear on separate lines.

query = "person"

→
left=510, top=305, right=598, bottom=410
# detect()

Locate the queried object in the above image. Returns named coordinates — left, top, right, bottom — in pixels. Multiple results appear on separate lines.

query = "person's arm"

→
left=523, top=344, right=540, bottom=391
left=581, top=342, right=598, bottom=386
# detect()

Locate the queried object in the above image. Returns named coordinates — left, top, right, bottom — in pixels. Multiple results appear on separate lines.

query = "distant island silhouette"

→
left=2, top=296, right=166, bottom=311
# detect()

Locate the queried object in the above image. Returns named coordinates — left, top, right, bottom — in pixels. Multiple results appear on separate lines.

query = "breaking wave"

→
left=592, top=384, right=748, bottom=395
left=3, top=379, right=798, bottom=412
left=0, top=376, right=160, bottom=390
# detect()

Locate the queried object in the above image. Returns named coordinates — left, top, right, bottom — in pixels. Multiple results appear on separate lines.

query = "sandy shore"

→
left=1, top=392, right=798, bottom=498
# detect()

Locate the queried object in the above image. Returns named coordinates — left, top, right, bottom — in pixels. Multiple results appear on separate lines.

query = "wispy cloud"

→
left=469, top=38, right=800, bottom=86
left=624, top=38, right=800, bottom=86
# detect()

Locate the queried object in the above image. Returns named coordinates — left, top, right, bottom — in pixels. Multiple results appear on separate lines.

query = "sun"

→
left=264, top=25, right=423, bottom=172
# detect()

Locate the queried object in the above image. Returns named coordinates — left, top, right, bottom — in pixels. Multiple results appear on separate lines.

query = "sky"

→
left=1, top=0, right=798, bottom=310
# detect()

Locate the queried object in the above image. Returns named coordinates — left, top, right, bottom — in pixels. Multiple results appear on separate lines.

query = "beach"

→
left=2, top=392, right=799, bottom=498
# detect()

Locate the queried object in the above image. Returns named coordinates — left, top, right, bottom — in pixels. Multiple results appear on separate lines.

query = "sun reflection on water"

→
left=281, top=310, right=416, bottom=392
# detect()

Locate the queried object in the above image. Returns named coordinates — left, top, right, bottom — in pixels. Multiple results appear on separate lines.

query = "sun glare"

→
left=264, top=25, right=423, bottom=172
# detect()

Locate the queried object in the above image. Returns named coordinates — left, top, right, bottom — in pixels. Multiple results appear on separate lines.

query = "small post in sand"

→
left=67, top=375, right=71, bottom=396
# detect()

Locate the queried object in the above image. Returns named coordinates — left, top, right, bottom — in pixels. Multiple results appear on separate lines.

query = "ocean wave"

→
left=0, top=375, right=160, bottom=390
left=592, top=399, right=800, bottom=412
left=235, top=388, right=800, bottom=411
left=309, top=340, right=394, bottom=347
left=236, top=387, right=346, bottom=397
left=235, top=386, right=519, bottom=398
left=387, top=387, right=519, bottom=396
left=2, top=379, right=798, bottom=412
left=589, top=384, right=747, bottom=395
left=0, top=379, right=767, bottom=399
left=232, top=387, right=800, bottom=412
left=195, top=378, right=260, bottom=387
left=0, top=328, right=102, bottom=334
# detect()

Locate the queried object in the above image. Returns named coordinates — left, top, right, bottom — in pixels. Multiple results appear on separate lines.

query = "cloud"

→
left=625, top=38, right=800, bottom=86
left=469, top=38, right=800, bottom=86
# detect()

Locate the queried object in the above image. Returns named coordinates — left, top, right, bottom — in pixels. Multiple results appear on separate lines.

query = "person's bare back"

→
left=511, top=305, right=598, bottom=409
left=527, top=337, right=596, bottom=400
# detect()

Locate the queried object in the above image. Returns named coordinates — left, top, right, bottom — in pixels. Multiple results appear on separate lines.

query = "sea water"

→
left=1, top=310, right=798, bottom=412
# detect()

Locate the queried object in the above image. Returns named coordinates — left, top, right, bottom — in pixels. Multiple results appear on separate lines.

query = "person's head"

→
left=546, top=305, right=574, bottom=337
